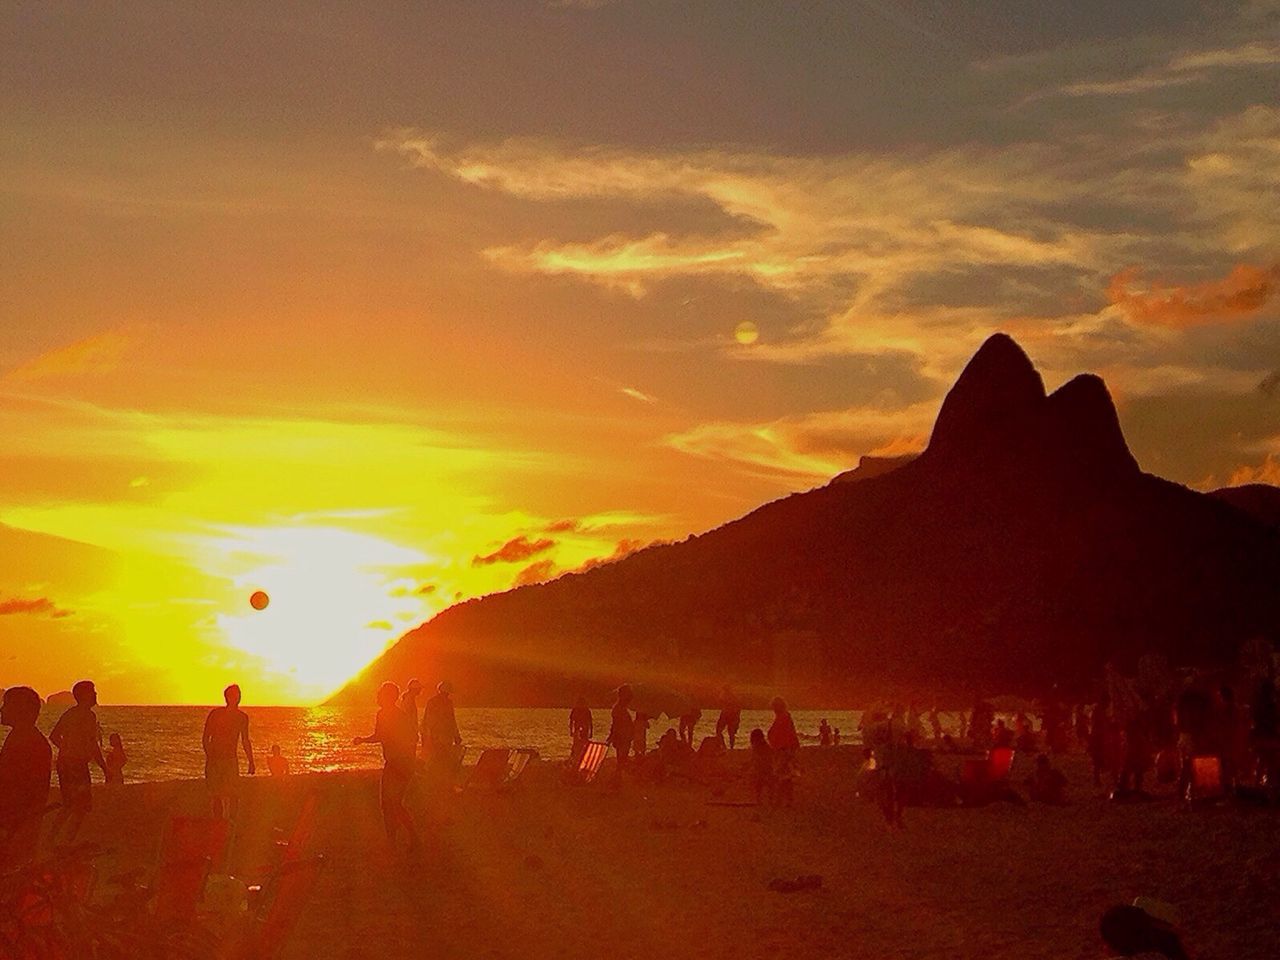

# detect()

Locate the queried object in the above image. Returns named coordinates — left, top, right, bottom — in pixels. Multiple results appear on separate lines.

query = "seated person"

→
left=1025, top=754, right=1067, bottom=804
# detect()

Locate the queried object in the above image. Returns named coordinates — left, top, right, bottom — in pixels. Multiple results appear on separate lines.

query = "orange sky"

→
left=2, top=3, right=1278, bottom=703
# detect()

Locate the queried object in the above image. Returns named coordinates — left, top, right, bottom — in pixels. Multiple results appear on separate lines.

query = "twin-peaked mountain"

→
left=333, top=335, right=1280, bottom=706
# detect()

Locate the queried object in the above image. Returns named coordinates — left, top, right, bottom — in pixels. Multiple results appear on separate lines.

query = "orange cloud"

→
left=512, top=558, right=557, bottom=587
left=0, top=596, right=72, bottom=618
left=472, top=535, right=557, bottom=566
left=1108, top=263, right=1280, bottom=328
left=4, top=330, right=134, bottom=385
left=577, top=537, right=649, bottom=572
left=1228, top=454, right=1280, bottom=487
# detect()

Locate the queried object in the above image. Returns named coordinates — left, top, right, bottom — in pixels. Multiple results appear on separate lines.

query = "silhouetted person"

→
left=678, top=704, right=701, bottom=744
left=715, top=686, right=742, bottom=749
left=1100, top=904, right=1189, bottom=960
left=993, top=719, right=1013, bottom=749
left=422, top=680, right=462, bottom=783
left=607, top=685, right=634, bottom=781
left=749, top=728, right=774, bottom=805
left=104, top=733, right=127, bottom=785
left=767, top=697, right=799, bottom=806
left=968, top=701, right=994, bottom=749
left=268, top=743, right=290, bottom=777
left=1250, top=675, right=1279, bottom=798
left=401, top=678, right=424, bottom=741
left=353, top=681, right=420, bottom=853
left=569, top=696, right=593, bottom=749
left=819, top=718, right=832, bottom=746
left=203, top=684, right=255, bottom=820
left=0, top=687, right=51, bottom=865
left=929, top=706, right=943, bottom=742
left=1025, top=754, right=1067, bottom=804
left=50, top=679, right=106, bottom=843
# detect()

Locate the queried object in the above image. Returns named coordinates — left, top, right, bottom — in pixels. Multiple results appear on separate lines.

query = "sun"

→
left=208, top=526, right=432, bottom=700
left=734, top=321, right=759, bottom=345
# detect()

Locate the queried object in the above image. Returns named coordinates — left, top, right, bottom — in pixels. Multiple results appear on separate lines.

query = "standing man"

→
left=353, top=681, right=420, bottom=854
left=49, top=680, right=106, bottom=844
left=715, top=686, right=742, bottom=749
left=421, top=680, right=462, bottom=785
left=607, top=685, right=635, bottom=783
left=203, top=684, right=255, bottom=819
left=0, top=687, right=51, bottom=865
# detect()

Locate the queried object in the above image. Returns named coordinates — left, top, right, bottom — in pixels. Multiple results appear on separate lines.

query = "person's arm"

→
left=586, top=713, right=593, bottom=739
left=241, top=715, right=255, bottom=775
left=449, top=706, right=462, bottom=745
left=353, top=712, right=384, bottom=746
left=202, top=712, right=213, bottom=755
left=49, top=714, right=66, bottom=750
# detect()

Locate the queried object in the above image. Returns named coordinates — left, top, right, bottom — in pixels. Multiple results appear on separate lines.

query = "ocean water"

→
left=0, top=705, right=960, bottom=784
left=6, top=706, right=980, bottom=784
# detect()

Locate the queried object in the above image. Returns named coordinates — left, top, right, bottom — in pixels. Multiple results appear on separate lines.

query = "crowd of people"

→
left=6, top=649, right=1279, bottom=866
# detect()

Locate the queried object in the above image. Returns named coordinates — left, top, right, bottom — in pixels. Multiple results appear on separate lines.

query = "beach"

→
left=57, top=746, right=1280, bottom=960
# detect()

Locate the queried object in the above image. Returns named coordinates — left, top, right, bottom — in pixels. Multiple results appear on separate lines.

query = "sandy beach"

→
left=56, top=745, right=1280, bottom=960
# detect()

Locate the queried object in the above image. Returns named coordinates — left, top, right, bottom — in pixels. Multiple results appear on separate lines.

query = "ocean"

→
left=1, top=705, right=952, bottom=784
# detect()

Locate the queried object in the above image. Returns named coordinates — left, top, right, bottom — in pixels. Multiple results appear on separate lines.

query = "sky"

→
left=2, top=1, right=1278, bottom=704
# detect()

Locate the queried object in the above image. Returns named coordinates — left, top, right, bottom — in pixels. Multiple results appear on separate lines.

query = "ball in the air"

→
left=249, top=590, right=270, bottom=611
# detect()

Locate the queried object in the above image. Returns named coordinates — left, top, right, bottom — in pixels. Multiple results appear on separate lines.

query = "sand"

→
left=53, top=747, right=1280, bottom=959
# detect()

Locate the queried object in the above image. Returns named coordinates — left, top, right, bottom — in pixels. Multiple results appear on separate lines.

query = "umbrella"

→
left=626, top=682, right=695, bottom=720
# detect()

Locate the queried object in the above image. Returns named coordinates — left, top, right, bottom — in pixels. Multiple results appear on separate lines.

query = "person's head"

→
left=1, top=686, right=41, bottom=728
left=615, top=684, right=632, bottom=706
left=750, top=728, right=766, bottom=748
left=821, top=718, right=829, bottom=725
left=270, top=743, right=282, bottom=756
left=405, top=678, right=423, bottom=696
left=770, top=696, right=787, bottom=715
left=109, top=733, right=123, bottom=749
left=437, top=680, right=454, bottom=697
left=224, top=684, right=242, bottom=707
left=73, top=679, right=97, bottom=707
left=996, top=719, right=1007, bottom=729
left=378, top=681, right=401, bottom=709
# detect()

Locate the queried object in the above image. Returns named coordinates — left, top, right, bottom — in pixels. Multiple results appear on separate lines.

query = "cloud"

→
left=1259, top=371, right=1280, bottom=397
left=664, top=403, right=937, bottom=483
left=1107, top=263, right=1280, bottom=328
left=512, top=558, right=558, bottom=587
left=576, top=537, right=649, bottom=572
left=4, top=330, right=134, bottom=385
left=472, top=535, right=557, bottom=566
left=1053, top=41, right=1280, bottom=98
left=1228, top=454, right=1280, bottom=486
left=619, top=386, right=657, bottom=404
left=0, top=596, right=72, bottom=618
left=543, top=518, right=580, bottom=533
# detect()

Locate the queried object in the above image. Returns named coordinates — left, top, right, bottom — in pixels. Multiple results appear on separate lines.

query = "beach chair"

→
left=243, top=855, right=325, bottom=960
left=1186, top=755, right=1225, bottom=805
left=959, top=748, right=1016, bottom=805
left=273, top=793, right=319, bottom=865
left=569, top=741, right=609, bottom=785
left=504, top=748, right=536, bottom=787
left=987, top=747, right=1015, bottom=781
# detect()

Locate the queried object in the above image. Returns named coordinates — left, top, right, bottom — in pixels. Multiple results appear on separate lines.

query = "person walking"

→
left=607, top=685, right=635, bottom=783
left=715, top=686, right=742, bottom=749
left=0, top=687, right=51, bottom=865
left=421, top=680, right=463, bottom=787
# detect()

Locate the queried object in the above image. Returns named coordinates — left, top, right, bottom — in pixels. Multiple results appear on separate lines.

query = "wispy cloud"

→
left=0, top=596, right=72, bottom=618
left=4, top=330, right=135, bottom=385
left=472, top=535, right=557, bottom=566
left=1107, top=263, right=1280, bottom=328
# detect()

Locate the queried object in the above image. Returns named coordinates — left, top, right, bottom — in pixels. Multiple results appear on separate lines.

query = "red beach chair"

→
left=246, top=855, right=325, bottom=960
left=274, top=794, right=319, bottom=864
left=468, top=748, right=512, bottom=791
left=571, top=741, right=609, bottom=784
left=987, top=747, right=1015, bottom=781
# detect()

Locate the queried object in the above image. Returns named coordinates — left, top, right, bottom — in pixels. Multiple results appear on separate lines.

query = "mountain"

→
left=333, top=335, right=1280, bottom=706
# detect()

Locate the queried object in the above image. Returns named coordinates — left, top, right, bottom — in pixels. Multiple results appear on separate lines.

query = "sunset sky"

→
left=3, top=1, right=1279, bottom=704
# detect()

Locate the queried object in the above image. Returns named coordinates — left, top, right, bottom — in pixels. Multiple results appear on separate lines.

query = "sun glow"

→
left=206, top=526, right=435, bottom=701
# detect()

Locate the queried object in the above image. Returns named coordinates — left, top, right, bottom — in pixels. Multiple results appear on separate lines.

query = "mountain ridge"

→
left=332, top=335, right=1280, bottom=706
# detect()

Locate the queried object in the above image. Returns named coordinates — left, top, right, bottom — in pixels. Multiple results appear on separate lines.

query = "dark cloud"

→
left=0, top=596, right=72, bottom=618
left=543, top=519, right=580, bottom=533
left=1258, top=370, right=1280, bottom=397
left=472, top=535, right=557, bottom=566
left=416, top=583, right=437, bottom=595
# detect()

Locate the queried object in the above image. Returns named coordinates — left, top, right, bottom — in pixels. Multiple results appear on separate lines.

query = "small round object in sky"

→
left=734, top=321, right=759, bottom=345
left=250, top=590, right=270, bottom=611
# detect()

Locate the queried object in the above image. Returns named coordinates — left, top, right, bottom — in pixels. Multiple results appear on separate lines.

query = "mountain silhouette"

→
left=333, top=334, right=1280, bottom=706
